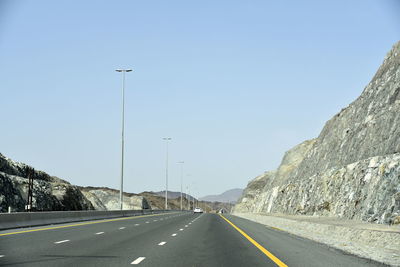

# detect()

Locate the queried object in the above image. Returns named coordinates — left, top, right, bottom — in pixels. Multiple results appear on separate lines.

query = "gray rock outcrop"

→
left=0, top=153, right=94, bottom=211
left=80, top=187, right=150, bottom=210
left=234, top=41, right=400, bottom=224
left=0, top=154, right=150, bottom=212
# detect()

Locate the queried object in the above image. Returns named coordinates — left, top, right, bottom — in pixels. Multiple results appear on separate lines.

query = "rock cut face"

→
left=293, top=42, right=400, bottom=182
left=0, top=153, right=151, bottom=212
left=0, top=153, right=94, bottom=212
left=234, top=41, right=400, bottom=224
left=80, top=187, right=150, bottom=211
left=234, top=139, right=315, bottom=214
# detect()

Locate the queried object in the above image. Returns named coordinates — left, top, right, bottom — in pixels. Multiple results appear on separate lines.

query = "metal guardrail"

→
left=0, top=209, right=182, bottom=231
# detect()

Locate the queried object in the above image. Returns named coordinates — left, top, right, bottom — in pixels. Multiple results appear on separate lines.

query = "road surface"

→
left=0, top=212, right=384, bottom=266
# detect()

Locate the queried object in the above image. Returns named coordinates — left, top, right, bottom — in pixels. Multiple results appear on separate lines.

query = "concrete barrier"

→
left=0, top=209, right=178, bottom=230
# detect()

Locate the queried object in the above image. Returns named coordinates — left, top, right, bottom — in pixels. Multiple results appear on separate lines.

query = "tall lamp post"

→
left=177, top=161, right=184, bottom=210
left=186, top=174, right=191, bottom=210
left=163, top=137, right=172, bottom=210
left=116, top=68, right=132, bottom=210
left=187, top=186, right=190, bottom=210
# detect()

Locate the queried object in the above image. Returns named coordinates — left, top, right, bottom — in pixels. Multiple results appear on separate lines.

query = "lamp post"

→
left=163, top=137, right=172, bottom=210
left=186, top=185, right=190, bottom=210
left=116, top=68, right=132, bottom=210
left=177, top=161, right=184, bottom=210
left=192, top=182, right=196, bottom=209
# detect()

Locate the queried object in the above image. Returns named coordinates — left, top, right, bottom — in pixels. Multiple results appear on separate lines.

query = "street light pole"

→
left=163, top=137, right=171, bottom=210
left=116, top=68, right=132, bottom=210
left=186, top=186, right=189, bottom=210
left=177, top=161, right=184, bottom=210
left=187, top=186, right=190, bottom=210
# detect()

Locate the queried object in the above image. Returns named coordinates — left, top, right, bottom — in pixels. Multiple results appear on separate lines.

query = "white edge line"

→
left=54, top=240, right=70, bottom=244
left=131, top=257, right=146, bottom=264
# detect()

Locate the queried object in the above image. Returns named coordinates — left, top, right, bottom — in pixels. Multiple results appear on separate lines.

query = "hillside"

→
left=0, top=153, right=230, bottom=213
left=0, top=154, right=148, bottom=212
left=152, top=190, right=196, bottom=201
left=199, top=188, right=243, bottom=203
left=234, top=41, right=400, bottom=225
left=0, top=153, right=94, bottom=212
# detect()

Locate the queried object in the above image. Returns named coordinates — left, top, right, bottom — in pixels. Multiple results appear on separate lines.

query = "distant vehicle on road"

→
left=193, top=207, right=203, bottom=213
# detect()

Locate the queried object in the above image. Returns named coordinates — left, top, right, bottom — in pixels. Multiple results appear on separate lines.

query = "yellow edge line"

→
left=219, top=214, right=288, bottom=267
left=0, top=212, right=179, bottom=237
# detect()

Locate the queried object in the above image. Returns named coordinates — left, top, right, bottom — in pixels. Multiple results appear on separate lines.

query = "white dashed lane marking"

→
left=0, top=255, right=4, bottom=258
left=146, top=221, right=149, bottom=224
left=119, top=227, right=126, bottom=230
left=158, top=241, right=167, bottom=246
left=185, top=225, right=188, bottom=227
left=135, top=224, right=140, bottom=226
left=171, top=233, right=177, bottom=237
left=96, top=232, right=104, bottom=235
left=131, top=257, right=146, bottom=265
left=179, top=229, right=184, bottom=231
left=54, top=240, right=70, bottom=244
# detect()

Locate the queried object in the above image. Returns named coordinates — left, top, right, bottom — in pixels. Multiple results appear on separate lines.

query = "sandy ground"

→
left=233, top=212, right=400, bottom=266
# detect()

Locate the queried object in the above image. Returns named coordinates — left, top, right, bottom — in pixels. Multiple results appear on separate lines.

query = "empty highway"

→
left=0, top=212, right=384, bottom=266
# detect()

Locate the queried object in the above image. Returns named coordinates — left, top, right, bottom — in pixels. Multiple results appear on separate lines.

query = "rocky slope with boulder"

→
left=234, top=41, right=400, bottom=225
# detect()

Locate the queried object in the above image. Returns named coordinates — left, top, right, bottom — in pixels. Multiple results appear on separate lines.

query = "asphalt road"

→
left=0, top=212, right=385, bottom=267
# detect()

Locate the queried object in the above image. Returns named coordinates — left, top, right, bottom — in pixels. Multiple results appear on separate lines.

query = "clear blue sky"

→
left=0, top=0, right=399, bottom=197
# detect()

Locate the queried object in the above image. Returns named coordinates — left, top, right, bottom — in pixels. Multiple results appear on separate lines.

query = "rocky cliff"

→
left=80, top=187, right=150, bottom=210
left=0, top=153, right=94, bottom=211
left=234, top=41, right=400, bottom=224
left=0, top=153, right=149, bottom=212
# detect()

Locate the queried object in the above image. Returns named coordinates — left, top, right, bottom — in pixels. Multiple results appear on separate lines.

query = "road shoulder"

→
left=233, top=212, right=400, bottom=266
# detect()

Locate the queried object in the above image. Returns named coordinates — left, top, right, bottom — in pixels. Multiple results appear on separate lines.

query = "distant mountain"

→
left=199, top=188, right=243, bottom=203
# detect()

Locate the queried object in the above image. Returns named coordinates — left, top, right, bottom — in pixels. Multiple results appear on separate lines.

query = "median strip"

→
left=219, top=215, right=288, bottom=267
